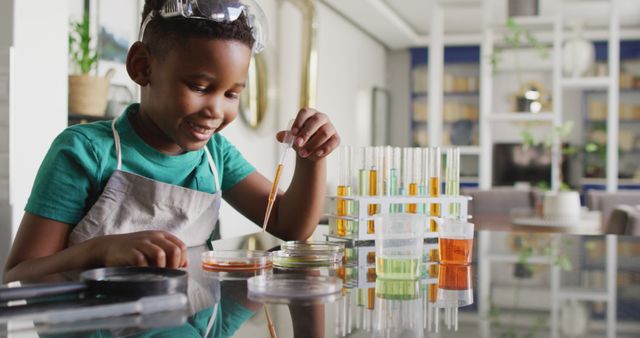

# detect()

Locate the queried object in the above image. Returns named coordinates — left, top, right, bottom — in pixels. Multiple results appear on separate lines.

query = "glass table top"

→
left=2, top=229, right=639, bottom=338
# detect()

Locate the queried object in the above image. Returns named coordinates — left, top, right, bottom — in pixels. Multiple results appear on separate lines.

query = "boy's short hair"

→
left=141, top=0, right=256, bottom=57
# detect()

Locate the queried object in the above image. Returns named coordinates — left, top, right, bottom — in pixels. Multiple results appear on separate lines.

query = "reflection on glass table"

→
left=2, top=231, right=640, bottom=338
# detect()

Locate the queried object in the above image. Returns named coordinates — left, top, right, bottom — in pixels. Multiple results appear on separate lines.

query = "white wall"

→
left=388, top=50, right=411, bottom=147
left=315, top=2, right=387, bottom=191
left=0, top=0, right=14, bottom=279
left=10, top=1, right=69, bottom=234
left=0, top=0, right=69, bottom=277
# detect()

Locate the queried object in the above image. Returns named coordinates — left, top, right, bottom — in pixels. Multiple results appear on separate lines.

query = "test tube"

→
left=391, top=147, right=402, bottom=212
left=419, top=148, right=429, bottom=214
left=383, top=146, right=392, bottom=197
left=337, top=145, right=352, bottom=237
left=402, top=148, right=411, bottom=212
left=427, top=263, right=440, bottom=332
left=407, top=148, right=421, bottom=213
left=429, top=147, right=441, bottom=232
left=367, top=147, right=379, bottom=234
left=358, top=147, right=368, bottom=196
left=445, top=147, right=461, bottom=219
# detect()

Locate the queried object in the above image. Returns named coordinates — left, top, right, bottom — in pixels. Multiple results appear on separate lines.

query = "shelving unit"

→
left=477, top=1, right=621, bottom=338
left=410, top=46, right=481, bottom=187
left=581, top=42, right=640, bottom=189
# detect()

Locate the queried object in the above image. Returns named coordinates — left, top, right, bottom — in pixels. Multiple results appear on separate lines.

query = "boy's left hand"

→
left=276, top=108, right=340, bottom=161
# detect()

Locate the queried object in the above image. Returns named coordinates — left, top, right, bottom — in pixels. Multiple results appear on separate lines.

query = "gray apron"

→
left=69, top=116, right=222, bottom=248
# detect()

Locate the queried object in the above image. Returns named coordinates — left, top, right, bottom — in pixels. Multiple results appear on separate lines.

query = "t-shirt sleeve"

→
left=215, top=135, right=255, bottom=191
left=25, top=129, right=101, bottom=225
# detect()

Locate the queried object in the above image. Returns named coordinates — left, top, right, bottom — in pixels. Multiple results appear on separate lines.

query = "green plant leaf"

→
left=69, top=14, right=97, bottom=75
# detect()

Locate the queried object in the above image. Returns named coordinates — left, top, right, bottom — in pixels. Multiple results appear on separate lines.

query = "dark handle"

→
left=0, top=282, right=88, bottom=302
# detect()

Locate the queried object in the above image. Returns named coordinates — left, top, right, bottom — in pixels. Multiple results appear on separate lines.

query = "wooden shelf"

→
left=489, top=113, right=555, bottom=122
left=562, top=77, right=610, bottom=89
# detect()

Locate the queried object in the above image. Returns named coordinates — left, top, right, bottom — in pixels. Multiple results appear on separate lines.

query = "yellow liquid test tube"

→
left=407, top=148, right=421, bottom=213
left=367, top=169, right=378, bottom=234
left=366, top=147, right=380, bottom=234
left=429, top=147, right=441, bottom=232
left=337, top=146, right=352, bottom=237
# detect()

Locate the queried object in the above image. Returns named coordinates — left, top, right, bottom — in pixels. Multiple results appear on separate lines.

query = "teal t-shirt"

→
left=25, top=104, right=255, bottom=226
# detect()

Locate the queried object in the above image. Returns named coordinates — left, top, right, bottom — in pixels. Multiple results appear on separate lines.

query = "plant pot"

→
left=513, top=262, right=533, bottom=279
left=68, top=70, right=114, bottom=117
left=542, top=191, right=581, bottom=220
left=508, top=0, right=539, bottom=17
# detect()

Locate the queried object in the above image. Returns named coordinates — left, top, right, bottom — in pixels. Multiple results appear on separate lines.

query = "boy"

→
left=4, top=0, right=339, bottom=283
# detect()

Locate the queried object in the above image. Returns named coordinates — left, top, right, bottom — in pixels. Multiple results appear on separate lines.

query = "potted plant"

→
left=68, top=14, right=113, bottom=117
left=521, top=121, right=601, bottom=220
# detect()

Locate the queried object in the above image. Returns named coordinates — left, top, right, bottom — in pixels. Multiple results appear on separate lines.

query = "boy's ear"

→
left=126, top=42, right=152, bottom=86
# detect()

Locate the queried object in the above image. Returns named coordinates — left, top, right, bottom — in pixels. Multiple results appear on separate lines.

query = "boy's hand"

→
left=276, top=108, right=340, bottom=161
left=94, top=231, right=188, bottom=269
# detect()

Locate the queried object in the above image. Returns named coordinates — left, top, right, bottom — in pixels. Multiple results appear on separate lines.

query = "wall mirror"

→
left=239, top=53, right=268, bottom=129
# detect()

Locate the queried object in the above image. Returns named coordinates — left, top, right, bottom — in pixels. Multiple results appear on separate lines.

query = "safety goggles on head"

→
left=138, top=0, right=268, bottom=54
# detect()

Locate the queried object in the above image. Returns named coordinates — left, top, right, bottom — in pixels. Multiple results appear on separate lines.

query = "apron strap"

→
left=203, top=147, right=221, bottom=192
left=111, top=118, right=123, bottom=170
left=110, top=114, right=221, bottom=192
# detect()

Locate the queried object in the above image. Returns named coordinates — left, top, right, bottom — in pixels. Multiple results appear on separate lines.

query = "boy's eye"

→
left=188, top=83, right=208, bottom=93
left=225, top=91, right=239, bottom=99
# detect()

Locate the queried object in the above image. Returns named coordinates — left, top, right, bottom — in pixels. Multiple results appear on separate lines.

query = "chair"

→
left=586, top=190, right=640, bottom=228
left=606, top=205, right=640, bottom=235
left=462, top=187, right=536, bottom=229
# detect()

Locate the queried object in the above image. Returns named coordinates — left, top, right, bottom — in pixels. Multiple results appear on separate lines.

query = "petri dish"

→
left=271, top=249, right=343, bottom=268
left=201, top=250, right=272, bottom=272
left=247, top=274, right=343, bottom=304
left=281, top=241, right=345, bottom=255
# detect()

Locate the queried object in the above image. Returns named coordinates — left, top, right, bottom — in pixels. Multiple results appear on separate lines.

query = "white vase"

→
left=563, top=20, right=595, bottom=78
left=560, top=300, right=589, bottom=337
left=543, top=191, right=581, bottom=220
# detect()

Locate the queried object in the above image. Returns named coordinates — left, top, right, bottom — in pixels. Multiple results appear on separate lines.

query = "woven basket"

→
left=68, top=70, right=114, bottom=117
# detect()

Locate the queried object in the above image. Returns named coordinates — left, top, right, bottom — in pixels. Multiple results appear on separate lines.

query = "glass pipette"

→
left=262, top=120, right=296, bottom=232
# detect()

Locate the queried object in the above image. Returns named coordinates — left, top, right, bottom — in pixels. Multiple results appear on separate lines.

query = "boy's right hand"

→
left=95, top=231, right=188, bottom=269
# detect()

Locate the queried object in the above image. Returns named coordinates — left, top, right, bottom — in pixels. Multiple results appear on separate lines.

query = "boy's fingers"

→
left=292, top=108, right=316, bottom=136
left=308, top=135, right=340, bottom=161
left=159, top=232, right=188, bottom=268
left=300, top=125, right=334, bottom=157
left=161, top=232, right=188, bottom=252
left=137, top=242, right=167, bottom=267
left=152, top=238, right=184, bottom=268
left=129, top=249, right=149, bottom=267
left=295, top=113, right=327, bottom=148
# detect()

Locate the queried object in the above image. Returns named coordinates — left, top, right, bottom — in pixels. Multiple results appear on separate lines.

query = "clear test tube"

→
left=358, top=147, right=368, bottom=197
left=367, top=147, right=379, bottom=234
left=376, top=146, right=385, bottom=201
left=391, top=147, right=402, bottom=213
left=446, top=147, right=461, bottom=219
left=420, top=148, right=430, bottom=214
left=337, top=145, right=352, bottom=237
left=401, top=148, right=412, bottom=211
left=383, top=146, right=392, bottom=197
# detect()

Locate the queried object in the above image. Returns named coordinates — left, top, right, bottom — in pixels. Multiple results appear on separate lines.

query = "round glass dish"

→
left=247, top=274, right=343, bottom=304
left=281, top=241, right=345, bottom=255
left=201, top=250, right=272, bottom=272
left=271, top=249, right=343, bottom=268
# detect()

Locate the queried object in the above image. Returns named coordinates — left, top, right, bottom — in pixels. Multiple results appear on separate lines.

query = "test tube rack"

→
left=325, top=194, right=472, bottom=242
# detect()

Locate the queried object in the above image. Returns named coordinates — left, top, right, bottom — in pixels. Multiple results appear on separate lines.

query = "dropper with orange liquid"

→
left=262, top=120, right=296, bottom=233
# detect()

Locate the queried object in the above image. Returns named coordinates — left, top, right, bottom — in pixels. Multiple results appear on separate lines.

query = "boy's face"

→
left=140, top=37, right=251, bottom=153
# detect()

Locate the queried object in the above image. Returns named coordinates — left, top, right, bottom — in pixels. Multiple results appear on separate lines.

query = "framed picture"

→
left=94, top=0, right=142, bottom=116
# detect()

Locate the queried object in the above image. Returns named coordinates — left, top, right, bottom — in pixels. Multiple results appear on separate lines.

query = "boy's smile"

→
left=132, top=37, right=251, bottom=155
